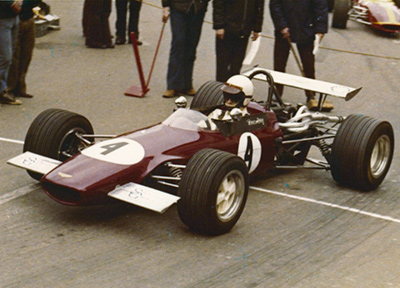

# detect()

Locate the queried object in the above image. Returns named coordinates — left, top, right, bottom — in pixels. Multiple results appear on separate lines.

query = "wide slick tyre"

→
left=330, top=114, right=394, bottom=191
left=190, top=80, right=224, bottom=110
left=23, top=109, right=94, bottom=180
left=177, top=149, right=249, bottom=235
left=332, top=0, right=351, bottom=29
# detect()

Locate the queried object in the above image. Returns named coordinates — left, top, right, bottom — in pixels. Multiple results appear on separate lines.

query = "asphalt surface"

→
left=1, top=1, right=400, bottom=287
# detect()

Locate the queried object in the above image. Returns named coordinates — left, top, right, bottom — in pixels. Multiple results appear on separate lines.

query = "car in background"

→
left=332, top=0, right=400, bottom=33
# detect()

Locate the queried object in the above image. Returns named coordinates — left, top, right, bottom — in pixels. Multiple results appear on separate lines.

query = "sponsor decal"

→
left=246, top=117, right=265, bottom=126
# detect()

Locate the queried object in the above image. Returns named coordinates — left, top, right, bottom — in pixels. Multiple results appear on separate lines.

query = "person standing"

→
left=213, top=0, right=264, bottom=82
left=115, top=0, right=142, bottom=45
left=270, top=0, right=328, bottom=100
left=82, top=0, right=114, bottom=49
left=0, top=0, right=22, bottom=106
left=7, top=0, right=42, bottom=99
left=161, top=0, right=210, bottom=98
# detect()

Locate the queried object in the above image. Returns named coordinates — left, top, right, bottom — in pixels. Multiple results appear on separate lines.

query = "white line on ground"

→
left=250, top=186, right=400, bottom=224
left=0, top=137, right=24, bottom=145
left=0, top=183, right=38, bottom=205
left=1, top=183, right=398, bottom=226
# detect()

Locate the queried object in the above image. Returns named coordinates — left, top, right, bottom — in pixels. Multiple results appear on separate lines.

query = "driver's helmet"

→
left=221, top=75, right=254, bottom=109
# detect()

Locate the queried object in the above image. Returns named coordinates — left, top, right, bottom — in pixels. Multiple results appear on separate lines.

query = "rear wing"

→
left=242, top=67, right=362, bottom=101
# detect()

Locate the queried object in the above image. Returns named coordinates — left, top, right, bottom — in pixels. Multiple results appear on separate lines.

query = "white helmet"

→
left=221, top=75, right=254, bottom=107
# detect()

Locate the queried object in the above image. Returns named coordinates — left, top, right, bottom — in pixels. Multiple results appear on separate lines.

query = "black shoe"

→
left=0, top=91, right=22, bottom=105
left=16, top=93, right=34, bottom=98
left=115, top=36, right=126, bottom=45
left=87, top=44, right=107, bottom=49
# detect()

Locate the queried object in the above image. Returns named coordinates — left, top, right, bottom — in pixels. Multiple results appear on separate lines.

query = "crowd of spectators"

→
left=0, top=0, right=328, bottom=110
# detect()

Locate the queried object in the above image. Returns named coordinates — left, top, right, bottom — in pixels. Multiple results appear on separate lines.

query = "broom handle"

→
left=146, top=21, right=167, bottom=87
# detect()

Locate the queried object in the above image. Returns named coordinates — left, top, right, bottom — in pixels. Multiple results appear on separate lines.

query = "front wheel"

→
left=330, top=114, right=394, bottom=191
left=23, top=109, right=94, bottom=180
left=177, top=149, right=249, bottom=235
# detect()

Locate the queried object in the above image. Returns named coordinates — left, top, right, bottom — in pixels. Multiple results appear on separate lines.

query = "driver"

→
left=199, top=75, right=254, bottom=130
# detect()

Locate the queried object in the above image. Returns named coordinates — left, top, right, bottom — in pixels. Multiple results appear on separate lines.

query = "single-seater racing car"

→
left=8, top=68, right=394, bottom=236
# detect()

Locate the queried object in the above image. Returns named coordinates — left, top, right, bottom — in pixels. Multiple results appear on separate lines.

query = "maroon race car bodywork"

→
left=40, top=103, right=282, bottom=206
left=7, top=68, right=394, bottom=235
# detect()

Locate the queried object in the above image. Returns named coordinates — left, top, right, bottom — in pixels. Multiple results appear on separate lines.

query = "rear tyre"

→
left=177, top=149, right=249, bottom=235
left=330, top=115, right=394, bottom=191
left=332, top=0, right=351, bottom=29
left=24, top=109, right=94, bottom=180
left=190, top=80, right=224, bottom=111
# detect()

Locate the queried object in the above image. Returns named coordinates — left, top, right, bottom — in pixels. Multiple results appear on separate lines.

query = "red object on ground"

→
left=125, top=32, right=149, bottom=97
left=125, top=22, right=166, bottom=97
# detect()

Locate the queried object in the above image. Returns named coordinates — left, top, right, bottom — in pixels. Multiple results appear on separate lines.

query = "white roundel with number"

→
left=82, top=138, right=145, bottom=165
left=237, top=132, right=262, bottom=173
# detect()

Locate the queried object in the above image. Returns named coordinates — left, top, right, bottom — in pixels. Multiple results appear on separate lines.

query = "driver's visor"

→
left=221, top=82, right=243, bottom=94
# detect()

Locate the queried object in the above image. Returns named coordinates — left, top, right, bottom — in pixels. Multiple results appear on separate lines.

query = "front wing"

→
left=7, top=152, right=179, bottom=213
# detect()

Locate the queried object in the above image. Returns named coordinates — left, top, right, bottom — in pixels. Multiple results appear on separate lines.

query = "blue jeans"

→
left=0, top=16, right=19, bottom=93
left=167, top=8, right=206, bottom=91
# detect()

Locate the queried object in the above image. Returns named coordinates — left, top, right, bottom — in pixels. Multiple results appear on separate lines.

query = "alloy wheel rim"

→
left=370, top=134, right=391, bottom=178
left=216, top=170, right=245, bottom=222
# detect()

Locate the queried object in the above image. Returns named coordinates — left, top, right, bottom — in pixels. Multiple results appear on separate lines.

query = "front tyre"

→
left=23, top=109, right=94, bottom=180
left=330, top=115, right=394, bottom=191
left=177, top=149, right=249, bottom=235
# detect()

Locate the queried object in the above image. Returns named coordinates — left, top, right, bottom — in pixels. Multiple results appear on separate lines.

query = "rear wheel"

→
left=24, top=109, right=94, bottom=180
left=190, top=80, right=224, bottom=111
left=332, top=0, right=351, bottom=29
left=330, top=115, right=394, bottom=191
left=177, top=149, right=249, bottom=235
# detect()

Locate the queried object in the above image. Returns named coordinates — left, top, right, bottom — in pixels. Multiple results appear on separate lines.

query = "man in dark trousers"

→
left=115, top=0, right=142, bottom=45
left=82, top=0, right=114, bottom=49
left=7, top=0, right=42, bottom=99
left=213, top=0, right=264, bottom=82
left=270, top=0, right=328, bottom=102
